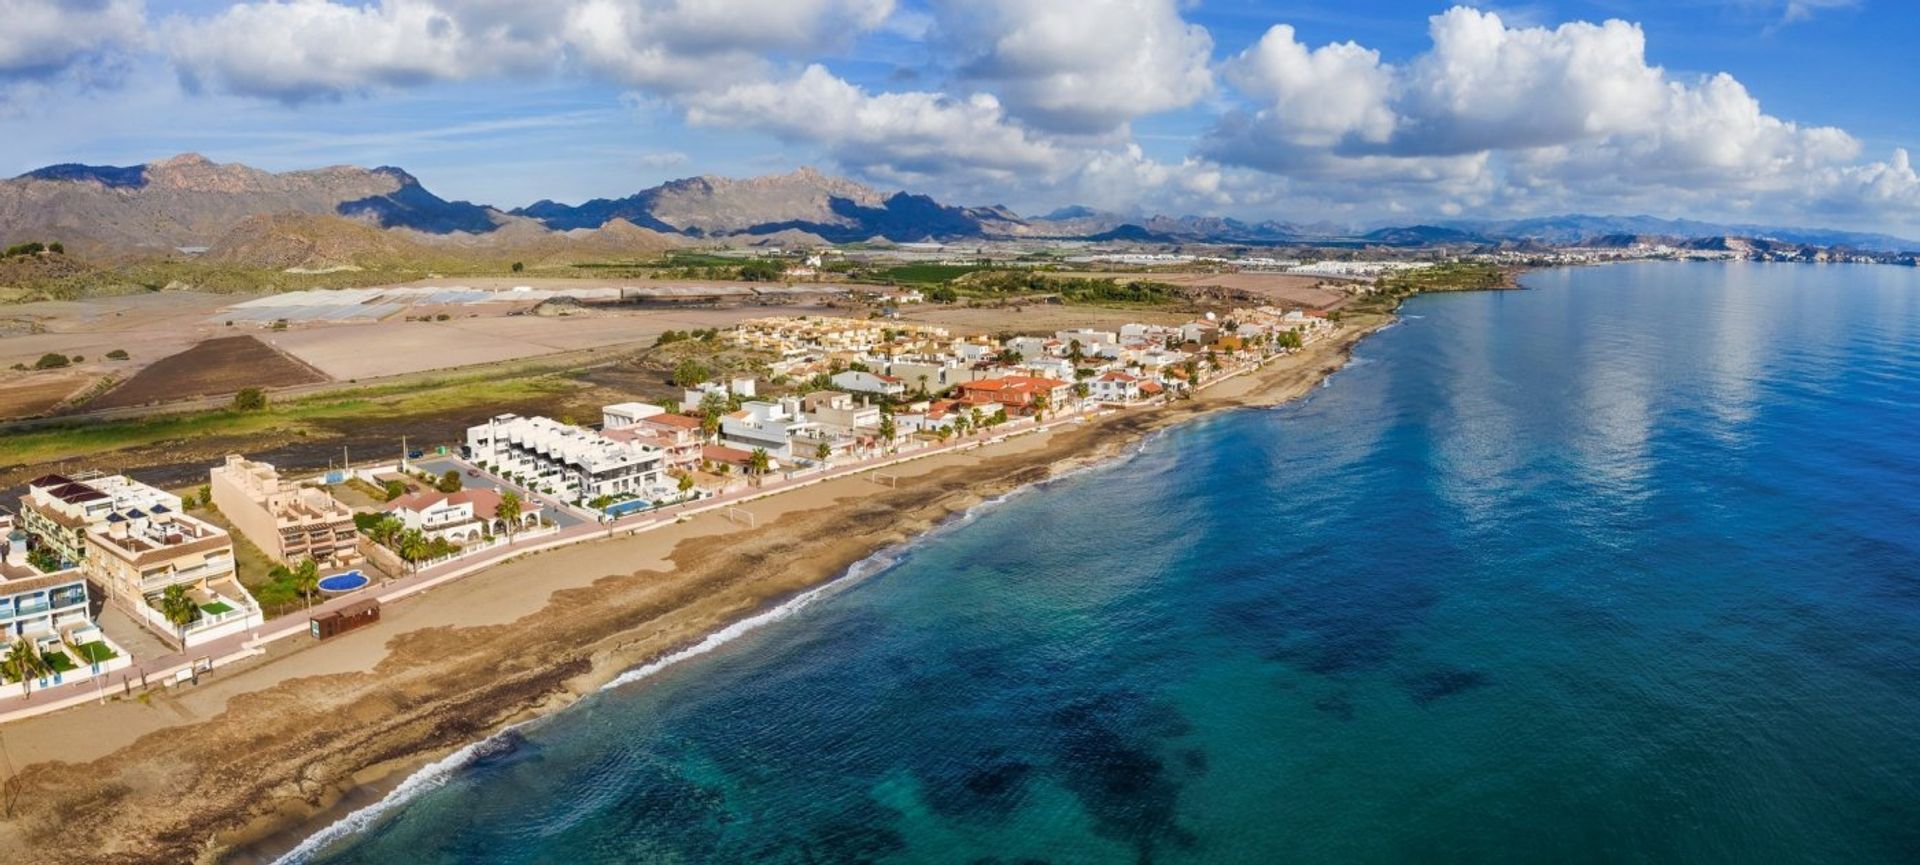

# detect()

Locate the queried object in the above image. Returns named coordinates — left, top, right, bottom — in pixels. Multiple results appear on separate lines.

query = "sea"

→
left=291, top=261, right=1920, bottom=864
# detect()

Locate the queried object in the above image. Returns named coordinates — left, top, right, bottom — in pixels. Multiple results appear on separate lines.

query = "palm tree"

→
left=495, top=491, right=523, bottom=540
left=290, top=558, right=320, bottom=612
left=1, top=639, right=50, bottom=698
left=160, top=584, right=198, bottom=648
left=401, top=529, right=431, bottom=566
left=952, top=412, right=970, bottom=438
left=815, top=441, right=832, bottom=464
left=1031, top=393, right=1050, bottom=423
left=877, top=412, right=897, bottom=452
left=747, top=448, right=772, bottom=476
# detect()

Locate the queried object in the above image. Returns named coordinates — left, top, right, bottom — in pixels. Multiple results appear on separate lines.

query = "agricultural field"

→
left=88, top=335, right=328, bottom=410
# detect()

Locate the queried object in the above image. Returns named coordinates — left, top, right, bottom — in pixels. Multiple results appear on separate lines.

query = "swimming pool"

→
left=318, top=571, right=370, bottom=593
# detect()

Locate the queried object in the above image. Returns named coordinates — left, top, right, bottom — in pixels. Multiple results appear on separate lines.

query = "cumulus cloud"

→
left=165, top=0, right=893, bottom=101
left=684, top=64, right=1060, bottom=182
left=0, top=0, right=145, bottom=78
left=563, top=0, right=891, bottom=92
left=1204, top=5, right=1914, bottom=222
left=932, top=0, right=1212, bottom=134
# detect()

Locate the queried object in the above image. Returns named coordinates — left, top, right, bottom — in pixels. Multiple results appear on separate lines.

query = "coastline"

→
left=0, top=313, right=1394, bottom=865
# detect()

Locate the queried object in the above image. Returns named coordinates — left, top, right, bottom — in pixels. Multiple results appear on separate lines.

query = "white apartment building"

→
left=720, top=399, right=819, bottom=459
left=467, top=414, right=664, bottom=504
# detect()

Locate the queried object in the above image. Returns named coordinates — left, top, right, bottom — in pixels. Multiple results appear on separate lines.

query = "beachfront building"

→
left=208, top=455, right=361, bottom=568
left=955, top=376, right=1073, bottom=415
left=1090, top=371, right=1144, bottom=403
left=18, top=473, right=183, bottom=568
left=731, top=316, right=950, bottom=357
left=81, top=509, right=261, bottom=647
left=0, top=543, right=130, bottom=683
left=720, top=399, right=819, bottom=460
left=467, top=414, right=665, bottom=505
left=383, top=488, right=542, bottom=544
left=605, top=412, right=706, bottom=470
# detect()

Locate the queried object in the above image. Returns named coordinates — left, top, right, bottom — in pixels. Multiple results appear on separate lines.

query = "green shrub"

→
left=33, top=353, right=69, bottom=369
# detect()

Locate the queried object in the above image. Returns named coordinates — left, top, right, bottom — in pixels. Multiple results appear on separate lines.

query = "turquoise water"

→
left=300, top=262, right=1920, bottom=864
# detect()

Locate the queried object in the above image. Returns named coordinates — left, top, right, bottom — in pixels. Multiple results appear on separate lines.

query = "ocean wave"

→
left=273, top=722, right=530, bottom=864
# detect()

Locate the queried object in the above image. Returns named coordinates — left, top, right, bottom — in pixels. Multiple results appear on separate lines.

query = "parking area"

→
left=410, top=455, right=594, bottom=528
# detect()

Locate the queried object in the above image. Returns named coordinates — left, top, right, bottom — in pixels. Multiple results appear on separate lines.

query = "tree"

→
left=1, top=639, right=51, bottom=697
left=383, top=479, right=408, bottom=501
left=160, top=584, right=198, bottom=647
left=677, top=474, right=695, bottom=494
left=952, top=412, right=970, bottom=438
left=495, top=491, right=523, bottom=539
left=1068, top=339, right=1084, bottom=365
left=290, top=558, right=320, bottom=612
left=511, top=261, right=525, bottom=272
left=1031, top=393, right=1050, bottom=423
left=877, top=411, right=897, bottom=449
left=673, top=359, right=711, bottom=388
left=816, top=441, right=832, bottom=462
left=32, top=353, right=68, bottom=370
left=106, top=349, right=129, bottom=360
left=747, top=448, right=772, bottom=475
left=232, top=387, right=267, bottom=411
left=698, top=391, right=730, bottom=440
left=437, top=470, right=462, bottom=493
left=396, top=529, right=430, bottom=568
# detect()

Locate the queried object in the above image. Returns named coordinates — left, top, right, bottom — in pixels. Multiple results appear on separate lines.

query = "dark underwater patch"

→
left=1402, top=668, right=1490, bottom=705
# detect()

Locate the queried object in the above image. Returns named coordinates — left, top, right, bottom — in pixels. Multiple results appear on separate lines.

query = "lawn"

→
left=42, top=651, right=76, bottom=673
left=72, top=641, right=117, bottom=664
left=200, top=601, right=235, bottom=616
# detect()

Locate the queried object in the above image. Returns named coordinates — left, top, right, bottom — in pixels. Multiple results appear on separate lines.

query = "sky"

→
left=3, top=0, right=1918, bottom=233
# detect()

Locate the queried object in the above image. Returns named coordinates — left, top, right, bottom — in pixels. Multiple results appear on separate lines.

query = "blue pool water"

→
left=317, top=571, right=369, bottom=593
left=297, top=262, right=1920, bottom=864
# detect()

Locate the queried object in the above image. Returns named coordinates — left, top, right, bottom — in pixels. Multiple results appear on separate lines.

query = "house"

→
left=383, top=488, right=542, bottom=543
left=1090, top=370, right=1143, bottom=403
left=803, top=391, right=882, bottom=436
left=18, top=473, right=182, bottom=568
left=467, top=414, right=665, bottom=505
left=681, top=377, right=757, bottom=409
left=955, top=376, right=1072, bottom=414
left=83, top=509, right=261, bottom=647
left=601, top=402, right=666, bottom=429
left=208, top=455, right=361, bottom=568
left=831, top=370, right=907, bottom=397
left=606, top=412, right=706, bottom=469
left=720, top=399, right=818, bottom=459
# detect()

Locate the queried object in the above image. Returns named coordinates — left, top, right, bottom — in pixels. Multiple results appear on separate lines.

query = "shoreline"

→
left=0, top=313, right=1393, bottom=865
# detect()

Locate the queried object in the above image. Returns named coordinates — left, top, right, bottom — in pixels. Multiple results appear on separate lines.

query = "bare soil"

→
left=88, top=336, right=330, bottom=410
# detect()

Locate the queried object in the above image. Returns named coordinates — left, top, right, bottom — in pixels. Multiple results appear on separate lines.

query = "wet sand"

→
left=0, top=315, right=1386, bottom=865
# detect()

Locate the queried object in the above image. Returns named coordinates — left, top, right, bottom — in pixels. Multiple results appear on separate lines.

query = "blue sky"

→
left=3, top=0, right=1916, bottom=233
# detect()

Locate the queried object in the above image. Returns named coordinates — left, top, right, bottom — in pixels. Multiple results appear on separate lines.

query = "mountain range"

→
left=3, top=154, right=1915, bottom=264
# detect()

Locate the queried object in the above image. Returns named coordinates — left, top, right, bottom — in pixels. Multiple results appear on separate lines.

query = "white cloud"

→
left=564, top=0, right=892, bottom=92
left=1204, top=5, right=1909, bottom=223
left=684, top=64, right=1060, bottom=182
left=164, top=0, right=894, bottom=101
left=0, top=0, right=145, bottom=78
left=932, top=0, right=1213, bottom=134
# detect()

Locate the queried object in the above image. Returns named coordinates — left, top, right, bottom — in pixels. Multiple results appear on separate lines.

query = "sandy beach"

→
left=0, top=313, right=1387, bottom=865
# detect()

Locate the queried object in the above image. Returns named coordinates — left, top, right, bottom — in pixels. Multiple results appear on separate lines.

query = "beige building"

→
left=84, top=510, right=261, bottom=646
left=209, top=455, right=361, bottom=567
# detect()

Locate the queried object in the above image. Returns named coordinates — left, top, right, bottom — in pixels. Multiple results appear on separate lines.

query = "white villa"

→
left=384, top=488, right=542, bottom=543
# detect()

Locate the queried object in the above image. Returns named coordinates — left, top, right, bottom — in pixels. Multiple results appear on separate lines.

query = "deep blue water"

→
left=299, top=262, right=1920, bottom=864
